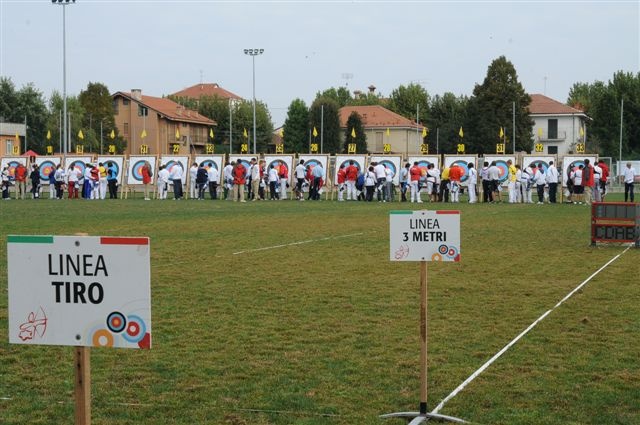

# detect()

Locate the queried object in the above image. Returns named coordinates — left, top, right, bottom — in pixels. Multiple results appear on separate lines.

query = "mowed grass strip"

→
left=0, top=198, right=638, bottom=425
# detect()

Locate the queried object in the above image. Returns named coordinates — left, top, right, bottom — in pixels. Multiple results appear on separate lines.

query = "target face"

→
left=69, top=160, right=87, bottom=176
left=377, top=160, right=397, bottom=177
left=106, top=312, right=126, bottom=333
left=494, top=160, right=509, bottom=183
left=7, top=160, right=20, bottom=178
left=38, top=160, right=56, bottom=181
left=451, top=160, right=470, bottom=183
left=122, top=315, right=146, bottom=343
left=105, top=161, right=120, bottom=178
left=268, top=160, right=288, bottom=176
left=165, top=160, right=184, bottom=176
left=92, top=329, right=114, bottom=347
left=527, top=160, right=549, bottom=174
left=131, top=160, right=152, bottom=182
left=199, top=160, right=218, bottom=170
left=305, top=159, right=322, bottom=173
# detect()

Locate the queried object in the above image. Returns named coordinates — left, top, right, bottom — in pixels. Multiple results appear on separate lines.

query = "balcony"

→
left=535, top=130, right=567, bottom=141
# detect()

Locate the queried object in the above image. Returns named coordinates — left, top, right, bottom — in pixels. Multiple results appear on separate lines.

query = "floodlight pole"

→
left=244, top=48, right=264, bottom=155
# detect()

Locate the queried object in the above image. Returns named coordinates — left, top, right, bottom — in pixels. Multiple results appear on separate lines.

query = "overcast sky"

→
left=1, top=0, right=638, bottom=126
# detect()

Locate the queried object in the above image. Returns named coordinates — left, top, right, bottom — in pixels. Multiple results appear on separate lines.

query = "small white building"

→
left=529, top=94, right=590, bottom=156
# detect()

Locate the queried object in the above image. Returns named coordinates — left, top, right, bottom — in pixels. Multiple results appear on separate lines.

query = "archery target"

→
left=431, top=253, right=443, bottom=261
left=69, top=160, right=88, bottom=175
left=7, top=160, right=20, bottom=178
left=131, top=160, right=151, bottom=182
left=1, top=157, right=26, bottom=179
left=527, top=160, right=549, bottom=174
left=334, top=155, right=365, bottom=185
left=494, top=160, right=509, bottom=183
left=268, top=160, right=288, bottom=176
left=97, top=156, right=124, bottom=181
left=438, top=244, right=448, bottom=255
left=106, top=311, right=127, bottom=333
left=105, top=161, right=120, bottom=178
left=122, top=315, right=146, bottom=343
left=164, top=160, right=184, bottom=177
left=199, top=159, right=217, bottom=169
left=561, top=155, right=597, bottom=186
left=451, top=160, right=471, bottom=183
left=38, top=160, right=56, bottom=181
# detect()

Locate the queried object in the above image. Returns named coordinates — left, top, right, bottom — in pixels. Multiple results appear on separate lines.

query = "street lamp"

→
left=243, top=48, right=264, bottom=155
left=52, top=0, right=76, bottom=155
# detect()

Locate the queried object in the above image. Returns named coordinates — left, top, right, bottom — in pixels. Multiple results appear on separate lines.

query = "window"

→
left=5, top=140, right=12, bottom=153
left=123, top=98, right=129, bottom=106
left=138, top=105, right=148, bottom=117
left=547, top=146, right=558, bottom=155
left=123, top=123, right=129, bottom=135
left=112, top=99, right=119, bottom=114
left=375, top=132, right=383, bottom=151
left=548, top=119, right=558, bottom=139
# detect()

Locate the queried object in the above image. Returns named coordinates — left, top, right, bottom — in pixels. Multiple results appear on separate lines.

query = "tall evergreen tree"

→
left=387, top=83, right=429, bottom=124
left=282, top=99, right=309, bottom=154
left=465, top=56, right=533, bottom=154
left=344, top=112, right=367, bottom=153
left=309, top=97, right=340, bottom=154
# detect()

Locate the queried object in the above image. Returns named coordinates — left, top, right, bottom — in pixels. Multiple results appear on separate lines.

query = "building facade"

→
left=0, top=123, right=26, bottom=156
left=112, top=90, right=216, bottom=156
left=529, top=94, right=590, bottom=156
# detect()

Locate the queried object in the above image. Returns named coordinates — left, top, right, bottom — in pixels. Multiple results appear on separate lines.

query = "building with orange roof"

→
left=112, top=89, right=216, bottom=155
left=0, top=123, right=26, bottom=156
left=171, top=83, right=242, bottom=104
left=529, top=94, right=590, bottom=155
left=338, top=105, right=426, bottom=154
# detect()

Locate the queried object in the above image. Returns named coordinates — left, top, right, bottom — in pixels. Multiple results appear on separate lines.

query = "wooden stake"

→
left=74, top=346, right=91, bottom=425
left=420, top=260, right=428, bottom=415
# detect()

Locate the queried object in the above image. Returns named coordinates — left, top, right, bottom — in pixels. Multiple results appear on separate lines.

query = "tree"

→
left=197, top=95, right=232, bottom=150
left=386, top=83, right=429, bottom=124
left=0, top=78, right=49, bottom=154
left=464, top=56, right=533, bottom=154
left=567, top=71, right=640, bottom=159
left=315, top=87, right=352, bottom=108
left=344, top=112, right=367, bottom=154
left=282, top=99, right=309, bottom=153
left=78, top=82, right=123, bottom=154
left=309, top=97, right=340, bottom=154
left=427, top=93, right=469, bottom=154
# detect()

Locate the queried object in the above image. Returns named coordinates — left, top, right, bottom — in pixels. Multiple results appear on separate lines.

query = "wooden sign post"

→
left=75, top=346, right=91, bottom=425
left=382, top=210, right=466, bottom=424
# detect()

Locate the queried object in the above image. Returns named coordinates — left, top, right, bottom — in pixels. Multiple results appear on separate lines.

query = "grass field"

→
left=1, top=196, right=639, bottom=425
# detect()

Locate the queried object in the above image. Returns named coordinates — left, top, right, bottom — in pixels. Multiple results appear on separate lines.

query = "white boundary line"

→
left=231, top=232, right=365, bottom=255
left=431, top=245, right=633, bottom=415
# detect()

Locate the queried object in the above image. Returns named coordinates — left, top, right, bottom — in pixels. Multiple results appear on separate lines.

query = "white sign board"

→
left=389, top=210, right=460, bottom=262
left=8, top=235, right=151, bottom=349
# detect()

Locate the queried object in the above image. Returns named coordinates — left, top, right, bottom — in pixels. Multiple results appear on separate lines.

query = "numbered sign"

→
left=205, top=144, right=214, bottom=154
left=535, top=143, right=544, bottom=153
left=46, top=146, right=54, bottom=155
left=496, top=143, right=505, bottom=154
left=172, top=144, right=180, bottom=154
left=383, top=143, right=391, bottom=154
left=310, top=143, right=318, bottom=153
left=12, top=145, right=20, bottom=155
left=139, top=144, right=149, bottom=154
left=240, top=143, right=248, bottom=154
left=348, top=143, right=357, bottom=154
left=108, top=145, right=116, bottom=154
left=576, top=143, right=585, bottom=154
left=75, top=145, right=84, bottom=155
left=456, top=144, right=465, bottom=154
left=420, top=144, right=429, bottom=154
left=390, top=210, right=461, bottom=262
left=275, top=144, right=284, bottom=154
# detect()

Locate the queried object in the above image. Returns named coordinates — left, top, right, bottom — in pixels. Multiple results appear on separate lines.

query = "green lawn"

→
left=1, top=197, right=638, bottom=424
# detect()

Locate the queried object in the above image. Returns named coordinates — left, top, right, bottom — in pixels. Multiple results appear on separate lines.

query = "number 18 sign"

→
left=390, top=210, right=460, bottom=262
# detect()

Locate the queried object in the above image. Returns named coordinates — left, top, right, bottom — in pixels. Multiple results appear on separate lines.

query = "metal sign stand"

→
left=381, top=261, right=467, bottom=424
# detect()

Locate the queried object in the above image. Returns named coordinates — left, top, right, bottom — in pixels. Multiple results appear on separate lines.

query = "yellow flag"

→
left=422, top=127, right=427, bottom=138
left=351, top=128, right=356, bottom=138
left=279, top=128, right=284, bottom=137
left=579, top=126, right=584, bottom=137
left=15, top=132, right=19, bottom=141
left=313, top=126, right=318, bottom=137
left=499, top=127, right=504, bottom=138
left=78, top=130, right=84, bottom=140
left=386, top=128, right=390, bottom=136
left=458, top=127, right=464, bottom=138
left=110, top=129, right=115, bottom=139
left=141, top=129, right=147, bottom=139
left=175, top=128, right=180, bottom=140
left=209, top=128, right=214, bottom=138
left=537, top=127, right=543, bottom=137
left=243, top=128, right=248, bottom=138
left=46, top=130, right=51, bottom=140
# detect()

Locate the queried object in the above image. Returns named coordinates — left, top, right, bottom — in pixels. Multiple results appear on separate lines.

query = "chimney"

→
left=368, top=85, right=376, bottom=94
left=131, top=89, right=142, bottom=101
left=176, top=105, right=183, bottom=116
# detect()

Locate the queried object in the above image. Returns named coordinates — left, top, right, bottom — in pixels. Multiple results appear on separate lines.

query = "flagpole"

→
left=24, top=115, right=27, bottom=153
left=320, top=104, right=324, bottom=154
left=512, top=101, right=516, bottom=154
left=436, top=128, right=439, bottom=154
left=229, top=98, right=233, bottom=155
left=416, top=104, right=420, bottom=152
left=59, top=110, right=62, bottom=154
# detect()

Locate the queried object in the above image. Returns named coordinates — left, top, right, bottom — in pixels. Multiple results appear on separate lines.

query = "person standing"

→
left=336, top=164, right=346, bottom=201
left=582, top=159, right=595, bottom=205
left=399, top=163, right=410, bottom=202
left=223, top=161, right=234, bottom=200
left=598, top=159, right=609, bottom=200
left=364, top=166, right=376, bottom=202
left=522, top=163, right=535, bottom=203
left=106, top=161, right=118, bottom=199
left=592, top=161, right=602, bottom=202
left=48, top=166, right=57, bottom=199
left=232, top=160, right=247, bottom=202
left=278, top=162, right=289, bottom=200
left=546, top=161, right=559, bottom=203
left=439, top=165, right=450, bottom=202
left=29, top=164, right=40, bottom=199
left=189, top=162, right=198, bottom=200
left=141, top=163, right=152, bottom=200
left=207, top=164, right=219, bottom=200
left=98, top=162, right=108, bottom=200
left=449, top=163, right=462, bottom=203
left=54, top=164, right=65, bottom=199
left=480, top=162, right=491, bottom=203
left=507, top=159, right=517, bottom=203
left=344, top=160, right=358, bottom=201
left=294, top=159, right=306, bottom=201
left=248, top=158, right=259, bottom=201
left=157, top=165, right=169, bottom=200
left=268, top=164, right=279, bottom=200
left=195, top=164, right=208, bottom=200
left=534, top=163, right=546, bottom=204
left=623, top=162, right=636, bottom=202
left=170, top=164, right=183, bottom=200
left=311, top=162, right=324, bottom=200
left=385, top=165, right=394, bottom=202
left=373, top=161, right=387, bottom=202
left=488, top=161, right=500, bottom=203
left=2, top=166, right=11, bottom=200
left=514, top=165, right=523, bottom=203
left=467, top=162, right=478, bottom=203
left=67, top=165, right=79, bottom=199
left=14, top=163, right=27, bottom=200
left=409, top=161, right=422, bottom=203
left=572, top=165, right=584, bottom=204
